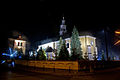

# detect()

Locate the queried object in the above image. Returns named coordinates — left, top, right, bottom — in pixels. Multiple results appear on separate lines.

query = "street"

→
left=0, top=67, right=120, bottom=80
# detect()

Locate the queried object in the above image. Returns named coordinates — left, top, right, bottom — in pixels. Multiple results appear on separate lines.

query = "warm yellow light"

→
left=115, top=31, right=120, bottom=34
left=114, top=40, right=120, bottom=45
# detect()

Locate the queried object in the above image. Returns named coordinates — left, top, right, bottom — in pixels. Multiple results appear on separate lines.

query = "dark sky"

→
left=0, top=0, right=120, bottom=52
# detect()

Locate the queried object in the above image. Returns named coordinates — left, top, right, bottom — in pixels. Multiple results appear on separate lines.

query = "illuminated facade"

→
left=37, top=35, right=97, bottom=60
left=8, top=35, right=26, bottom=55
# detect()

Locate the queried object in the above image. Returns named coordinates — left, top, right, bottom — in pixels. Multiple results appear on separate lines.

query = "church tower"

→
left=59, top=17, right=67, bottom=37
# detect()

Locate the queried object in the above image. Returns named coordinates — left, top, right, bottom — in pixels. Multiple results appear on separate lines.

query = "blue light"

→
left=12, top=61, right=15, bottom=67
left=2, top=53, right=7, bottom=55
left=13, top=50, right=18, bottom=57
left=10, top=54, right=13, bottom=57
left=2, top=53, right=10, bottom=56
left=19, top=56, right=22, bottom=59
left=97, top=57, right=101, bottom=60
left=1, top=60, right=5, bottom=64
left=9, top=47, right=12, bottom=54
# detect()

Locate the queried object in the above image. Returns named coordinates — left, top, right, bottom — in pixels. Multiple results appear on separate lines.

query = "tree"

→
left=101, top=50, right=105, bottom=60
left=70, top=26, right=83, bottom=60
left=37, top=47, right=46, bottom=60
left=58, top=40, right=69, bottom=60
left=57, top=37, right=63, bottom=56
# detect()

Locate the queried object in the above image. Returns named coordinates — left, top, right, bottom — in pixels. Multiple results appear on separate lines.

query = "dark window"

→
left=67, top=43, right=69, bottom=48
left=21, top=43, right=22, bottom=46
left=18, top=42, right=20, bottom=46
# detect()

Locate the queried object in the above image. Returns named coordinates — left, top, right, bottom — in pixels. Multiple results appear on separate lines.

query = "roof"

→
left=46, top=46, right=53, bottom=52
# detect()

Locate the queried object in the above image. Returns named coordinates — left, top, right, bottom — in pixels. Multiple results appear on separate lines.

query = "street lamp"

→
left=114, top=30, right=120, bottom=45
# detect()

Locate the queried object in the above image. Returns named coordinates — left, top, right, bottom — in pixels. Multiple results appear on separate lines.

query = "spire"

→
left=59, top=16, right=67, bottom=37
left=63, top=16, right=64, bottom=20
left=62, top=16, right=65, bottom=25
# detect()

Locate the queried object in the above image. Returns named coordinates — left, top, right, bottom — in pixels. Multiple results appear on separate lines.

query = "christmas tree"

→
left=57, top=37, right=63, bottom=56
left=70, top=26, right=83, bottom=60
left=37, top=47, right=46, bottom=60
left=58, top=40, right=69, bottom=60
left=101, top=50, right=105, bottom=60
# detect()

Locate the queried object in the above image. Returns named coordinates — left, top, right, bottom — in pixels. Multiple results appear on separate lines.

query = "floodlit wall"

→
left=14, top=40, right=26, bottom=55
left=15, top=60, right=78, bottom=70
left=79, top=36, right=97, bottom=59
left=8, top=38, right=26, bottom=55
left=37, top=35, right=97, bottom=60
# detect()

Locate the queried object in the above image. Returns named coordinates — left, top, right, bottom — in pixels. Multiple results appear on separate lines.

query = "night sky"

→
left=0, top=0, right=120, bottom=54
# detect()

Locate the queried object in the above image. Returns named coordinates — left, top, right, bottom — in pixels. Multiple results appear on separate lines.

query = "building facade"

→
left=8, top=35, right=26, bottom=55
left=37, top=35, right=97, bottom=60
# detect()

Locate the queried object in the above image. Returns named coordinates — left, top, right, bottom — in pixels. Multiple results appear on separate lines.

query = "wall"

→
left=14, top=40, right=26, bottom=55
left=15, top=60, right=78, bottom=70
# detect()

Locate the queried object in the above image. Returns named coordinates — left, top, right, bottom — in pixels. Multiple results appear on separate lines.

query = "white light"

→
left=38, top=42, right=54, bottom=51
left=10, top=54, right=13, bottom=57
left=29, top=51, right=33, bottom=56
left=91, top=41, right=93, bottom=45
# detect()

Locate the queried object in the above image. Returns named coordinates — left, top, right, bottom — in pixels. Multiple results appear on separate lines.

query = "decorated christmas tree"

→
left=70, top=26, right=83, bottom=60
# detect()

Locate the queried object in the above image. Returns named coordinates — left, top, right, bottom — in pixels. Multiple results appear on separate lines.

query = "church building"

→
left=37, top=17, right=98, bottom=60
